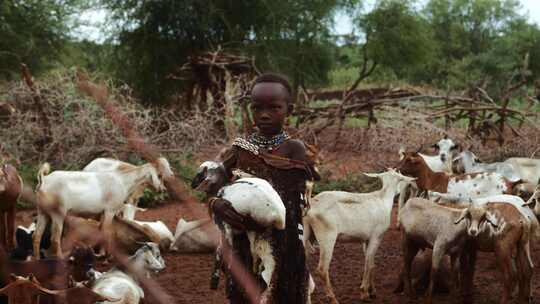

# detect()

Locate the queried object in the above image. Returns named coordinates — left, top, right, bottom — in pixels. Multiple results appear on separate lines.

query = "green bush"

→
left=313, top=170, right=382, bottom=195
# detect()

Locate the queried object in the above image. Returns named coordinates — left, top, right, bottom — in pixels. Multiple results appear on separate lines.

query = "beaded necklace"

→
left=248, top=130, right=290, bottom=151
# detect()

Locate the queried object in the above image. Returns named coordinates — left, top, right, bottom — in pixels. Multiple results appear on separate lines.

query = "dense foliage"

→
left=1, top=0, right=540, bottom=103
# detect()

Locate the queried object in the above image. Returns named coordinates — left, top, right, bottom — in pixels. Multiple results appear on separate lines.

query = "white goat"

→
left=453, top=150, right=520, bottom=182
left=302, top=169, right=415, bottom=303
left=399, top=198, right=497, bottom=304
left=83, top=157, right=173, bottom=205
left=218, top=177, right=286, bottom=297
left=33, top=163, right=165, bottom=259
left=170, top=218, right=218, bottom=253
left=504, top=157, right=540, bottom=194
left=121, top=204, right=174, bottom=248
left=92, top=242, right=165, bottom=304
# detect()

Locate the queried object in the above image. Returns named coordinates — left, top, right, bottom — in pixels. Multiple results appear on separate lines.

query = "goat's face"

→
left=454, top=204, right=498, bottom=237
left=191, top=161, right=227, bottom=195
left=524, top=185, right=540, bottom=217
left=396, top=152, right=425, bottom=177
left=135, top=242, right=165, bottom=275
left=68, top=246, right=96, bottom=281
left=148, top=166, right=166, bottom=192
left=432, top=138, right=460, bottom=163
left=365, top=168, right=415, bottom=188
left=155, top=157, right=174, bottom=179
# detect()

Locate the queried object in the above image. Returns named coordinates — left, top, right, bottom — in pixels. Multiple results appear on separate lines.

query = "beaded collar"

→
left=247, top=131, right=290, bottom=151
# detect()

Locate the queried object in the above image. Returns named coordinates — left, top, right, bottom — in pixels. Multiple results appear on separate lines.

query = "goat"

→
left=399, top=137, right=459, bottom=174
left=0, top=274, right=58, bottom=304
left=120, top=204, right=173, bottom=249
left=91, top=242, right=165, bottom=304
left=396, top=138, right=459, bottom=226
left=302, top=169, right=415, bottom=303
left=397, top=151, right=521, bottom=200
left=0, top=245, right=95, bottom=304
left=453, top=150, right=520, bottom=182
left=60, top=215, right=166, bottom=256
left=120, top=204, right=147, bottom=221
left=170, top=218, right=218, bottom=253
left=0, top=164, right=23, bottom=250
left=83, top=157, right=174, bottom=205
left=51, top=276, right=120, bottom=304
left=399, top=198, right=497, bottom=304
left=461, top=202, right=534, bottom=304
left=33, top=162, right=165, bottom=259
left=504, top=157, right=540, bottom=194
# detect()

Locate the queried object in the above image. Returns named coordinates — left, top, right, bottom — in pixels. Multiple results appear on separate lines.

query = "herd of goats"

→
left=0, top=136, right=540, bottom=304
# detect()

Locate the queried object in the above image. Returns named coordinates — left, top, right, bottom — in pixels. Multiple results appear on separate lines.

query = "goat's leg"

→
left=402, top=236, right=419, bottom=299
left=0, top=212, right=6, bottom=249
left=101, top=212, right=114, bottom=257
left=33, top=212, right=48, bottom=259
left=449, top=253, right=460, bottom=294
left=7, top=207, right=15, bottom=250
left=315, top=229, right=339, bottom=304
left=495, top=244, right=513, bottom=304
left=50, top=214, right=65, bottom=258
left=516, top=242, right=533, bottom=304
left=360, top=237, right=382, bottom=300
left=426, top=244, right=445, bottom=304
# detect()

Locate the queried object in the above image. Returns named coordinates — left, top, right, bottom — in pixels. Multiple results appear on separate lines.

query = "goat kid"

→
left=303, top=169, right=415, bottom=303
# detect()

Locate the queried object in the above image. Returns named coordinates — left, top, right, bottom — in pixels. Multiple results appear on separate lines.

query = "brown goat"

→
left=397, top=152, right=522, bottom=199
left=0, top=245, right=95, bottom=292
left=0, top=164, right=23, bottom=250
left=61, top=215, right=165, bottom=255
left=461, top=203, right=533, bottom=304
left=0, top=274, right=58, bottom=304
left=0, top=274, right=117, bottom=304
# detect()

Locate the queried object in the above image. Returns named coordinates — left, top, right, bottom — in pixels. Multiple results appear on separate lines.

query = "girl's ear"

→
left=287, top=103, right=294, bottom=115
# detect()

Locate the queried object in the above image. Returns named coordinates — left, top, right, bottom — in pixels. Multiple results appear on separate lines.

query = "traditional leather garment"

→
left=220, top=137, right=317, bottom=304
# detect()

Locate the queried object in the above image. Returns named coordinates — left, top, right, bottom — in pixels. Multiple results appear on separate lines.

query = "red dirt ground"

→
left=25, top=199, right=529, bottom=304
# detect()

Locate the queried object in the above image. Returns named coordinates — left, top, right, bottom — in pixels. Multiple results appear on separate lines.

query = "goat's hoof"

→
left=359, top=290, right=373, bottom=302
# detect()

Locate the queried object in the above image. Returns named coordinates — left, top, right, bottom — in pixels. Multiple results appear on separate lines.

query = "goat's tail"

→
left=36, top=163, right=51, bottom=190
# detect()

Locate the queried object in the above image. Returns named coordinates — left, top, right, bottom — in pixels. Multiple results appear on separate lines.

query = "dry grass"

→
left=0, top=70, right=221, bottom=169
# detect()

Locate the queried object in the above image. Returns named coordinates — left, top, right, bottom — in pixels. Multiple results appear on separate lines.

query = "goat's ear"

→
left=451, top=144, right=461, bottom=151
left=363, top=172, right=379, bottom=178
left=398, top=147, right=405, bottom=160
left=485, top=212, right=498, bottom=228
left=454, top=209, right=468, bottom=225
left=68, top=275, right=76, bottom=288
left=136, top=207, right=148, bottom=212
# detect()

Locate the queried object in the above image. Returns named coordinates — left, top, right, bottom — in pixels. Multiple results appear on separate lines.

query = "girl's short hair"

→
left=252, top=73, right=292, bottom=102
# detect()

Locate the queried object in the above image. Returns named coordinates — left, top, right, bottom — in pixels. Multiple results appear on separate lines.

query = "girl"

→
left=209, top=73, right=319, bottom=303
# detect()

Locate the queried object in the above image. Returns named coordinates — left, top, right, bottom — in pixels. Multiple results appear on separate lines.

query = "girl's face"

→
left=251, top=82, right=291, bottom=136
